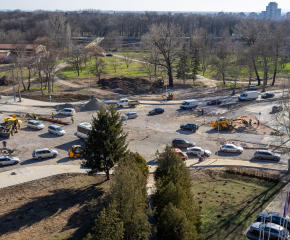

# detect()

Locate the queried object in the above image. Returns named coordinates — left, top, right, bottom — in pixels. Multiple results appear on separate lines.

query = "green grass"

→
left=194, top=172, right=285, bottom=240
left=55, top=58, right=70, bottom=65
left=92, top=83, right=101, bottom=88
left=190, top=82, right=207, bottom=87
left=217, top=82, right=240, bottom=88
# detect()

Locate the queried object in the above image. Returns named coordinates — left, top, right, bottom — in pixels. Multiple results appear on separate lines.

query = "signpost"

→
left=49, top=95, right=51, bottom=105
left=86, top=72, right=91, bottom=100
left=232, top=112, right=235, bottom=115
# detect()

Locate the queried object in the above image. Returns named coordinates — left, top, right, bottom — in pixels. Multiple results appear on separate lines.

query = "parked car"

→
left=261, top=93, right=275, bottom=99
left=180, top=99, right=198, bottom=109
left=48, top=125, right=65, bottom=136
left=106, top=53, right=113, bottom=57
left=180, top=123, right=199, bottom=132
left=172, top=138, right=195, bottom=148
left=220, top=144, right=243, bottom=153
left=32, top=148, right=58, bottom=160
left=257, top=212, right=290, bottom=230
left=207, top=99, right=222, bottom=105
left=272, top=105, right=283, bottom=112
left=247, top=85, right=259, bottom=90
left=149, top=108, right=164, bottom=115
left=121, top=112, right=138, bottom=120
left=238, top=91, right=259, bottom=101
left=254, top=150, right=281, bottom=161
left=187, top=147, right=211, bottom=156
left=57, top=108, right=75, bottom=116
left=27, top=120, right=44, bottom=130
left=172, top=148, right=188, bottom=161
left=250, top=222, right=289, bottom=239
left=0, top=156, right=20, bottom=166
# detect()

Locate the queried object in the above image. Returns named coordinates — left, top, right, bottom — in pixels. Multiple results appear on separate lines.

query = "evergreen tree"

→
left=85, top=201, right=124, bottom=240
left=81, top=106, right=128, bottom=180
left=176, top=44, right=190, bottom=84
left=191, top=48, right=201, bottom=82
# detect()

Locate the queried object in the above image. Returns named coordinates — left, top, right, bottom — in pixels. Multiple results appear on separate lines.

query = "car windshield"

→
left=269, top=151, right=275, bottom=155
left=35, top=122, right=41, bottom=125
left=232, top=145, right=238, bottom=148
left=184, top=140, right=189, bottom=143
left=211, top=100, right=216, bottom=102
left=240, top=94, right=246, bottom=97
left=181, top=101, right=187, bottom=105
left=56, top=127, right=63, bottom=131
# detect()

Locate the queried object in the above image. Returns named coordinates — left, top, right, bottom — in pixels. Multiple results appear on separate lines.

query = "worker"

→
left=35, top=115, right=38, bottom=120
left=33, top=113, right=36, bottom=119
left=155, top=150, right=159, bottom=157
left=202, top=108, right=204, bottom=115
left=249, top=119, right=252, bottom=126
left=52, top=112, right=54, bottom=119
left=71, top=116, right=74, bottom=124
left=2, top=140, right=7, bottom=148
left=257, top=120, right=260, bottom=127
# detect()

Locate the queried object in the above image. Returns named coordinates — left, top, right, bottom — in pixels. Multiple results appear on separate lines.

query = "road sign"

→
left=49, top=95, right=51, bottom=98
left=232, top=112, right=235, bottom=115
left=259, top=112, right=261, bottom=115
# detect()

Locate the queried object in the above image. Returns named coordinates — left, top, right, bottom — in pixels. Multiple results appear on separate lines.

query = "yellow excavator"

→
left=68, top=145, right=82, bottom=158
left=212, top=117, right=245, bottom=131
left=0, top=116, right=22, bottom=137
left=154, top=76, right=164, bottom=88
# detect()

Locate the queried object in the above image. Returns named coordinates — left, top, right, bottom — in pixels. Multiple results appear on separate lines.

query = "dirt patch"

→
left=21, top=93, right=93, bottom=102
left=81, top=98, right=108, bottom=112
left=0, top=76, right=12, bottom=86
left=0, top=173, right=110, bottom=240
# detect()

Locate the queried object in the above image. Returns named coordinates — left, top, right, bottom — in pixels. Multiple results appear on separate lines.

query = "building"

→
left=248, top=12, right=259, bottom=19
left=283, top=12, right=290, bottom=19
left=259, top=2, right=281, bottom=20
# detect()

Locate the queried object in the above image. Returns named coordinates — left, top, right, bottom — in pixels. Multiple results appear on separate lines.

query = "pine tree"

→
left=81, top=106, right=128, bottom=180
left=85, top=201, right=124, bottom=240
left=176, top=44, right=190, bottom=84
left=191, top=48, right=201, bottom=82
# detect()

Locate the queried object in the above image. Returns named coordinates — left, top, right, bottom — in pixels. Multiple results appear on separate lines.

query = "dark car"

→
left=207, top=99, right=222, bottom=105
left=172, top=138, right=195, bottom=148
left=180, top=123, right=199, bottom=132
left=257, top=212, right=290, bottom=230
left=106, top=53, right=113, bottom=57
left=261, top=93, right=275, bottom=99
left=149, top=108, right=164, bottom=115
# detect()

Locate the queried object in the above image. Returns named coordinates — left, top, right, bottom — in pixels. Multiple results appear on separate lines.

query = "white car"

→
left=27, top=120, right=44, bottom=130
left=48, top=125, right=65, bottom=136
left=0, top=156, right=20, bottom=166
left=220, top=144, right=243, bottom=153
left=57, top=108, right=75, bottom=116
left=187, top=147, right=211, bottom=156
left=248, top=85, right=259, bottom=90
left=32, top=148, right=58, bottom=160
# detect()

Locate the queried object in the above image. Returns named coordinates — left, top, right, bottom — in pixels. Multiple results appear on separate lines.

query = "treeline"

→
left=0, top=10, right=254, bottom=42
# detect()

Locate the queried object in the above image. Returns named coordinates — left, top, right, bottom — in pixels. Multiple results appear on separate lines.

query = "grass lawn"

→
left=193, top=172, right=285, bottom=240
left=190, top=82, right=207, bottom=87
left=217, top=82, right=240, bottom=88
left=0, top=173, right=110, bottom=240
left=20, top=85, right=61, bottom=92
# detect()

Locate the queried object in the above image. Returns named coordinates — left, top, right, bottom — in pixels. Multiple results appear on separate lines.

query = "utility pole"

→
left=12, top=68, right=16, bottom=102
left=89, top=71, right=91, bottom=100
left=217, top=114, right=220, bottom=160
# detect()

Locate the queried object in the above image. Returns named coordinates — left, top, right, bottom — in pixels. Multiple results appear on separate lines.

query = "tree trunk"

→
left=272, top=50, right=279, bottom=86
left=252, top=57, right=260, bottom=85
left=168, top=68, right=173, bottom=87
left=28, top=69, right=31, bottom=90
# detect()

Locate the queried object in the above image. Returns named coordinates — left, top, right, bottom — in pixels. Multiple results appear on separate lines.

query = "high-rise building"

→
left=259, top=2, right=281, bottom=20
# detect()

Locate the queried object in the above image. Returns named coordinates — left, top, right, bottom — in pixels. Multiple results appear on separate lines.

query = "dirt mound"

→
left=81, top=98, right=108, bottom=112
left=101, top=77, right=151, bottom=89
left=0, top=76, right=12, bottom=86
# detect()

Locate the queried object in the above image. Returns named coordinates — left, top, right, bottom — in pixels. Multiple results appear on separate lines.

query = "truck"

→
left=117, top=98, right=140, bottom=108
left=238, top=91, right=259, bottom=101
left=180, top=99, right=198, bottom=109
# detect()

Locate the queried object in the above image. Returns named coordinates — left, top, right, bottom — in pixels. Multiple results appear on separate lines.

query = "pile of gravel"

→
left=81, top=98, right=108, bottom=112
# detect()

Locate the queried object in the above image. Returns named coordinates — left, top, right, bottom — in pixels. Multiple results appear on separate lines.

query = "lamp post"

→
left=12, top=67, right=16, bottom=102
left=89, top=71, right=91, bottom=100
left=217, top=114, right=220, bottom=160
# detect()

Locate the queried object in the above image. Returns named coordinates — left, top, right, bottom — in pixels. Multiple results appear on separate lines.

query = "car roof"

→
left=265, top=223, right=284, bottom=231
left=49, top=124, right=61, bottom=128
left=173, top=138, right=187, bottom=140
left=187, top=123, right=197, bottom=124
left=0, top=155, right=10, bottom=159
left=28, top=120, right=39, bottom=123
left=127, top=112, right=137, bottom=114
left=34, top=148, right=49, bottom=151
left=60, top=108, right=74, bottom=110
left=224, top=144, right=236, bottom=146
left=256, top=150, right=270, bottom=153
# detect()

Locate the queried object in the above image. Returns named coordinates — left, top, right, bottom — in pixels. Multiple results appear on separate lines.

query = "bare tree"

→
left=142, top=23, right=183, bottom=87
left=142, top=61, right=155, bottom=86
left=71, top=48, right=83, bottom=76
left=111, top=57, right=118, bottom=73
left=91, top=57, right=106, bottom=84
left=123, top=52, right=133, bottom=68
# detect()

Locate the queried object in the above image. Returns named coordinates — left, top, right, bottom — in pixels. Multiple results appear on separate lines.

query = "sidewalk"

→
left=0, top=165, right=87, bottom=189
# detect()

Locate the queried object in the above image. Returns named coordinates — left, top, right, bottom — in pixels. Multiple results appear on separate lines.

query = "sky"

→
left=3, top=0, right=290, bottom=13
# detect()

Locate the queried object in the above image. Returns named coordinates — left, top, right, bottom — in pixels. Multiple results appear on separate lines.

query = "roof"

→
left=49, top=124, right=61, bottom=128
left=77, top=122, right=92, bottom=129
left=28, top=120, right=40, bottom=123
left=34, top=148, right=49, bottom=151
left=0, top=44, right=35, bottom=51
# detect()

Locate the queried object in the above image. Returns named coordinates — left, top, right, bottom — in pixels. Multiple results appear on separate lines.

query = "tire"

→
left=274, top=157, right=278, bottom=161
left=224, top=150, right=227, bottom=153
left=238, top=151, right=242, bottom=154
left=259, top=156, right=262, bottom=160
left=191, top=129, right=194, bottom=132
left=14, top=161, right=18, bottom=165
left=53, top=154, right=57, bottom=158
left=38, top=157, right=42, bottom=160
left=0, top=163, right=2, bottom=166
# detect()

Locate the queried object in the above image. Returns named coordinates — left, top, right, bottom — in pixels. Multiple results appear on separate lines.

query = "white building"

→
left=259, top=2, right=281, bottom=20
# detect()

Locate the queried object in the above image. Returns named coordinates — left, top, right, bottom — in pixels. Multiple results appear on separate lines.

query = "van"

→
left=32, top=148, right=58, bottom=160
left=180, top=99, right=198, bottom=109
left=238, top=91, right=259, bottom=101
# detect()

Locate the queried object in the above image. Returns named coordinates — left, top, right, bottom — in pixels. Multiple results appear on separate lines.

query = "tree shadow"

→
left=38, top=132, right=63, bottom=138
left=0, top=183, right=105, bottom=236
left=55, top=139, right=83, bottom=151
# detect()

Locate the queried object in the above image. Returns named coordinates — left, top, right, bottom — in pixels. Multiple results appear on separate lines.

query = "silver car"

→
left=254, top=150, right=281, bottom=161
left=0, top=156, right=20, bottom=166
left=220, top=144, right=243, bottom=153
left=187, top=147, right=211, bottom=156
left=27, top=120, right=44, bottom=130
left=48, top=125, right=65, bottom=136
left=121, top=112, right=138, bottom=120
left=57, top=108, right=75, bottom=116
left=250, top=222, right=289, bottom=239
left=32, top=148, right=58, bottom=160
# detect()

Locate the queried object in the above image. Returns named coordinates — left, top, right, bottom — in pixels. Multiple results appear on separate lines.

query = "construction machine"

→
left=212, top=117, right=244, bottom=131
left=154, top=76, right=164, bottom=88
left=68, top=145, right=82, bottom=158
left=0, top=117, right=22, bottom=137
left=162, top=91, right=174, bottom=100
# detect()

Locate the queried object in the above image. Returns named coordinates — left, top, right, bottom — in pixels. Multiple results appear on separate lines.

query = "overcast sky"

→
left=4, top=0, right=290, bottom=12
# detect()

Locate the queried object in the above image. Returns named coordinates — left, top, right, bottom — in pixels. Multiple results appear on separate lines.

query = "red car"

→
left=207, top=99, right=222, bottom=105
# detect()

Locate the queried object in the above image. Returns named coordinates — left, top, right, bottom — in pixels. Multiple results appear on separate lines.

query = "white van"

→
left=238, top=91, right=259, bottom=101
left=180, top=99, right=198, bottom=109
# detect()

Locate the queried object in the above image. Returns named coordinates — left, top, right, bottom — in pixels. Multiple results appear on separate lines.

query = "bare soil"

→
left=0, top=173, right=110, bottom=240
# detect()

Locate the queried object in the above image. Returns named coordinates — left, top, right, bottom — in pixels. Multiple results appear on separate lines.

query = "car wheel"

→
left=274, top=157, right=278, bottom=161
left=38, top=157, right=42, bottom=160
left=224, top=150, right=227, bottom=153
left=14, top=161, right=18, bottom=165
left=238, top=150, right=242, bottom=154
left=53, top=154, right=57, bottom=158
left=191, top=129, right=194, bottom=132
left=0, top=163, right=2, bottom=166
left=259, top=156, right=262, bottom=160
